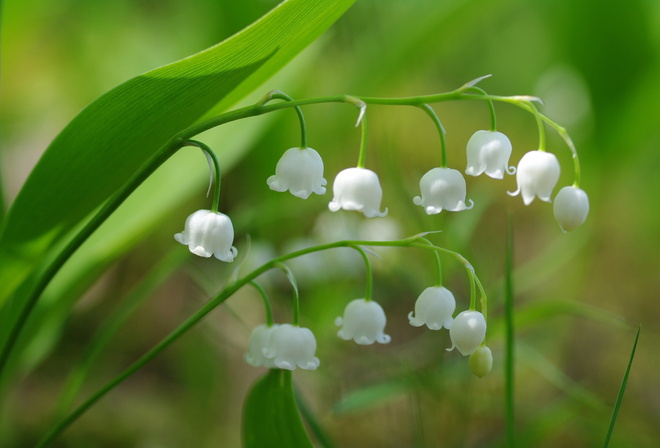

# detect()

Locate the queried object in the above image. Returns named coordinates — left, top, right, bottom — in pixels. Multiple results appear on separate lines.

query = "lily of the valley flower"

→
left=447, top=310, right=487, bottom=356
left=465, top=130, right=515, bottom=179
left=553, top=186, right=589, bottom=232
left=413, top=167, right=474, bottom=214
left=267, top=147, right=327, bottom=199
left=408, top=286, right=456, bottom=330
left=261, top=324, right=320, bottom=371
left=469, top=345, right=493, bottom=378
left=174, top=209, right=237, bottom=262
left=508, top=150, right=560, bottom=205
left=336, top=298, right=391, bottom=345
left=328, top=167, right=388, bottom=218
left=244, top=324, right=278, bottom=368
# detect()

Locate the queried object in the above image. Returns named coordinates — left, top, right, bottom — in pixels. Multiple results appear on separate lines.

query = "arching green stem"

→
left=353, top=246, right=373, bottom=301
left=468, top=269, right=477, bottom=311
left=260, top=90, right=308, bottom=148
left=528, top=101, right=547, bottom=151
left=467, top=86, right=497, bottom=131
left=357, top=114, right=368, bottom=168
left=419, top=237, right=442, bottom=287
left=418, top=104, right=447, bottom=168
left=3, top=81, right=573, bottom=382
left=183, top=140, right=221, bottom=213
left=248, top=281, right=274, bottom=327
left=34, top=236, right=480, bottom=447
left=276, top=262, right=300, bottom=326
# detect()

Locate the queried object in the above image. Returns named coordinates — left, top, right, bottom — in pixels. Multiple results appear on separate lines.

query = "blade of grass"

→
left=505, top=212, right=515, bottom=448
left=603, top=325, right=641, bottom=448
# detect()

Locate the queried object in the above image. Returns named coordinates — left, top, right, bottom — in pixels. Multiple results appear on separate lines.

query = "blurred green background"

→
left=1, top=0, right=659, bottom=446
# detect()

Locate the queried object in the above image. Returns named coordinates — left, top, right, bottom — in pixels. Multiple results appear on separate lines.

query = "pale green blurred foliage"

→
left=1, top=0, right=659, bottom=447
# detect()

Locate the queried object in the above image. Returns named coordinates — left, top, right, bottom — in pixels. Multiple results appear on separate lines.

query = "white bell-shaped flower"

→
left=553, top=186, right=589, bottom=232
left=508, top=150, right=560, bottom=205
left=328, top=167, right=388, bottom=218
left=262, top=323, right=320, bottom=371
left=465, top=130, right=515, bottom=179
left=408, top=286, right=456, bottom=330
left=469, top=345, right=493, bottom=378
left=336, top=298, right=391, bottom=345
left=267, top=147, right=327, bottom=199
left=447, top=310, right=487, bottom=356
left=244, top=324, right=279, bottom=368
left=174, top=209, right=237, bottom=262
left=413, top=167, right=474, bottom=214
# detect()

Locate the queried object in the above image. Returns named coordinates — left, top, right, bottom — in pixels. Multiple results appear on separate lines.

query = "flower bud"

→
left=508, top=150, right=560, bottom=205
left=328, top=167, right=388, bottom=218
left=408, top=286, right=456, bottom=330
left=174, top=209, right=237, bottom=262
left=336, top=298, right=391, bottom=345
left=261, top=324, right=320, bottom=371
left=244, top=324, right=279, bottom=369
left=267, top=147, right=327, bottom=199
left=553, top=186, right=589, bottom=232
left=469, top=345, right=493, bottom=378
left=448, top=310, right=486, bottom=356
left=413, top=167, right=474, bottom=214
left=465, top=130, right=515, bottom=179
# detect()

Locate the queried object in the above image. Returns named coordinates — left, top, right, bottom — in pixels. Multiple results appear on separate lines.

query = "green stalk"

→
left=51, top=249, right=188, bottom=420
left=417, top=104, right=447, bottom=168
left=35, top=237, right=485, bottom=446
left=353, top=246, right=373, bottom=300
left=183, top=140, right=222, bottom=213
left=248, top=281, right=274, bottom=327
left=357, top=114, right=368, bottom=168
left=466, top=86, right=497, bottom=131
left=505, top=213, right=516, bottom=448
left=259, top=90, right=308, bottom=148
left=603, top=326, right=641, bottom=448
left=2, top=84, right=556, bottom=379
left=276, top=263, right=300, bottom=326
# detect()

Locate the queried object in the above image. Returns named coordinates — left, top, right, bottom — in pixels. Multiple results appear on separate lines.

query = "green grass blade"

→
left=603, top=326, right=641, bottom=448
left=505, top=213, right=515, bottom=448
left=243, top=369, right=313, bottom=448
left=0, top=0, right=356, bottom=307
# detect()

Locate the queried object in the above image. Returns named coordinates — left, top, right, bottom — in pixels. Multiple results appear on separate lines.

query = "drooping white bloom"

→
left=508, top=150, right=560, bottom=205
left=408, top=286, right=456, bottom=330
left=336, top=298, right=391, bottom=345
left=469, top=345, right=493, bottom=378
left=553, top=186, right=589, bottom=232
left=244, top=324, right=279, bottom=368
left=413, top=167, right=474, bottom=214
left=267, top=147, right=327, bottom=199
left=465, top=130, right=515, bottom=179
left=174, top=209, right=237, bottom=262
left=328, top=167, right=388, bottom=218
left=262, top=324, right=320, bottom=371
left=447, top=310, right=487, bottom=356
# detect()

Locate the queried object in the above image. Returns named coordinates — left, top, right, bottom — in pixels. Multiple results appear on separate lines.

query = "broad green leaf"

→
left=243, top=369, right=313, bottom=448
left=0, top=0, right=356, bottom=306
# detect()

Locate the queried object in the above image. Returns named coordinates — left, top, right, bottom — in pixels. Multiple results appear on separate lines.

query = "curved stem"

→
left=4, top=82, right=567, bottom=381
left=357, top=113, right=368, bottom=168
left=248, top=281, right=273, bottom=327
left=34, top=236, right=477, bottom=447
left=276, top=262, right=300, bottom=326
left=260, top=90, right=308, bottom=148
left=418, top=104, right=447, bottom=168
left=528, top=101, right=547, bottom=151
left=468, top=269, right=477, bottom=311
left=467, top=86, right=497, bottom=131
left=418, top=237, right=442, bottom=287
left=183, top=140, right=222, bottom=213
left=353, top=246, right=373, bottom=300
